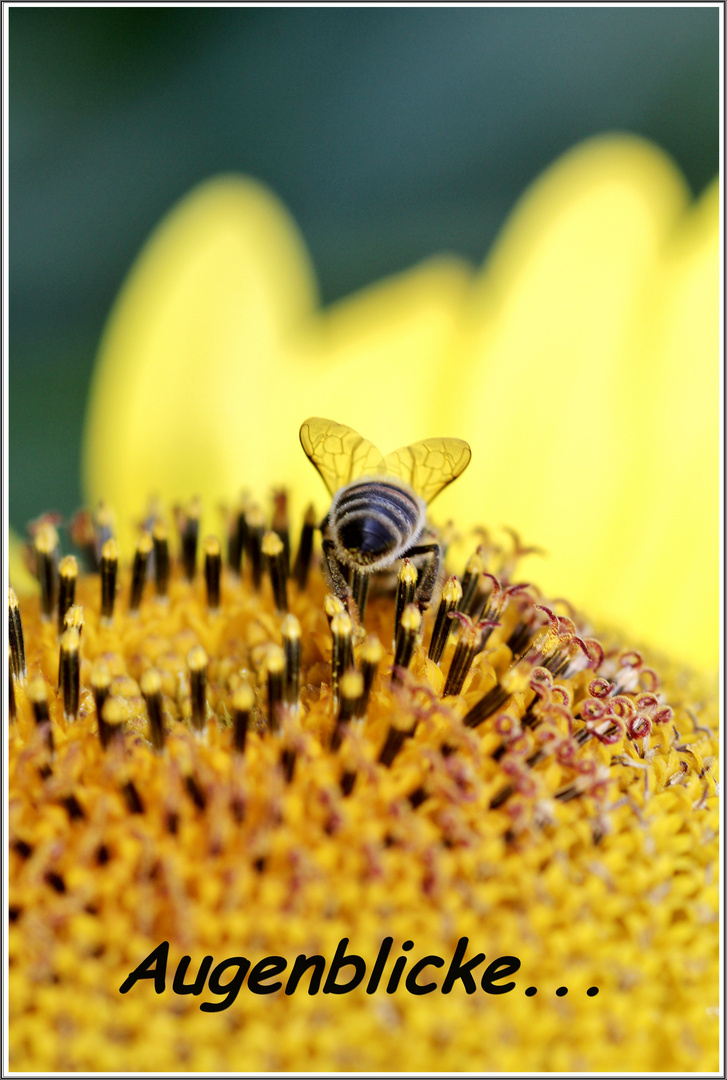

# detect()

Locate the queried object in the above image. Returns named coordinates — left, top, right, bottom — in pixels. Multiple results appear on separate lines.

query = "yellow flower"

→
left=82, top=134, right=718, bottom=670
left=10, top=136, right=719, bottom=1071
left=8, top=491, right=719, bottom=1071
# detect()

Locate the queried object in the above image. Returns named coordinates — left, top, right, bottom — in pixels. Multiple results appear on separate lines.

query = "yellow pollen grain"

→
left=101, top=695, right=125, bottom=728
left=34, top=522, right=58, bottom=555
left=442, top=575, right=463, bottom=605
left=136, top=530, right=153, bottom=555
left=265, top=643, right=286, bottom=674
left=232, top=681, right=255, bottom=712
left=281, top=613, right=301, bottom=641
left=188, top=644, right=209, bottom=672
left=59, top=555, right=78, bottom=580
left=262, top=530, right=284, bottom=557
left=331, top=611, right=353, bottom=639
left=340, top=669, right=364, bottom=700
left=60, top=626, right=80, bottom=654
left=27, top=674, right=49, bottom=706
left=140, top=668, right=163, bottom=697
left=361, top=634, right=384, bottom=664
left=400, top=603, right=422, bottom=633
left=101, top=538, right=118, bottom=563
left=399, top=560, right=418, bottom=586
left=325, top=594, right=345, bottom=619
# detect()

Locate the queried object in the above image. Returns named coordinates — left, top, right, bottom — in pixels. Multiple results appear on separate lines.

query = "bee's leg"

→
left=322, top=539, right=353, bottom=605
left=406, top=542, right=441, bottom=610
left=321, top=541, right=365, bottom=633
left=350, top=568, right=370, bottom=623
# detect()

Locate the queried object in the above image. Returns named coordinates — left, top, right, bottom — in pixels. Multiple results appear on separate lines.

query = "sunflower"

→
left=9, top=136, right=719, bottom=1072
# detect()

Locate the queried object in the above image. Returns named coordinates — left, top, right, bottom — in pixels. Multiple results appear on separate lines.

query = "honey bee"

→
left=300, top=417, right=471, bottom=614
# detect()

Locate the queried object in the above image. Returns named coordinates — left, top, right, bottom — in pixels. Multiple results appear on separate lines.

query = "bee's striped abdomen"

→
left=330, top=480, right=425, bottom=568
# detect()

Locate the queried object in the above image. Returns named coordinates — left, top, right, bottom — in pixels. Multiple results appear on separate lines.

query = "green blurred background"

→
left=9, top=7, right=719, bottom=535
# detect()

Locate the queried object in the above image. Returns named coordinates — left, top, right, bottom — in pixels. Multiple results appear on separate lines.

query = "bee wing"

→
left=299, top=418, right=386, bottom=496
left=383, top=438, right=471, bottom=505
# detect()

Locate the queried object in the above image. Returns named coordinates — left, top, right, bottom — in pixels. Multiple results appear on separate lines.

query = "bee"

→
left=299, top=417, right=471, bottom=615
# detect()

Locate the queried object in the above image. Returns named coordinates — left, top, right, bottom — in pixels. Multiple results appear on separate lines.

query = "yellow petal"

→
left=8, top=527, right=38, bottom=597
left=447, top=135, right=715, bottom=667
left=82, top=175, right=318, bottom=553
left=267, top=255, right=472, bottom=517
left=612, top=179, right=719, bottom=667
left=83, top=173, right=471, bottom=549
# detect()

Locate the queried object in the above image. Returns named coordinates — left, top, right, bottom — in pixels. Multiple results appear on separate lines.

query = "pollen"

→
left=8, top=499, right=719, bottom=1072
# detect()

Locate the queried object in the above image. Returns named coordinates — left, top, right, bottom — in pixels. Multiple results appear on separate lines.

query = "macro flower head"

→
left=9, top=135, right=719, bottom=1072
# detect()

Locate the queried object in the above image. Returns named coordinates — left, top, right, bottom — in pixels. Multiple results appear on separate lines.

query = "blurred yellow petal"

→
left=83, top=175, right=319, bottom=552
left=268, top=255, right=472, bottom=516
left=8, top=527, right=38, bottom=597
left=83, top=175, right=471, bottom=549
left=598, top=178, right=719, bottom=666
left=448, top=135, right=716, bottom=667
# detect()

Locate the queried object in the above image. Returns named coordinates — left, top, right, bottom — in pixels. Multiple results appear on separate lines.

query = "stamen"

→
left=331, top=669, right=363, bottom=751
left=129, top=531, right=152, bottom=612
left=469, top=575, right=494, bottom=621
left=59, top=627, right=80, bottom=721
left=232, top=681, right=254, bottom=755
left=100, top=538, right=118, bottom=623
left=227, top=495, right=248, bottom=576
left=246, top=507, right=266, bottom=591
left=9, top=588, right=26, bottom=681
left=28, top=676, right=53, bottom=755
left=152, top=522, right=170, bottom=598
left=29, top=675, right=50, bottom=724
left=394, top=560, right=418, bottom=647
left=428, top=576, right=462, bottom=664
left=93, top=503, right=115, bottom=564
left=280, top=737, right=298, bottom=784
left=8, top=648, right=16, bottom=721
left=90, top=661, right=112, bottom=749
left=140, top=669, right=165, bottom=751
left=378, top=704, right=417, bottom=768
left=271, top=489, right=291, bottom=578
left=281, top=614, right=301, bottom=707
left=35, top=522, right=59, bottom=619
left=463, top=683, right=512, bottom=729
left=325, top=594, right=346, bottom=628
left=340, top=767, right=357, bottom=797
left=188, top=645, right=209, bottom=733
left=266, top=645, right=286, bottom=733
left=177, top=497, right=200, bottom=581
left=330, top=611, right=353, bottom=707
left=69, top=508, right=98, bottom=570
left=442, top=615, right=479, bottom=697
left=293, top=503, right=316, bottom=592
left=457, top=549, right=484, bottom=615
left=62, top=605, right=84, bottom=636
left=100, top=696, right=125, bottom=749
left=356, top=634, right=383, bottom=719
left=57, top=556, right=78, bottom=636
left=203, top=536, right=222, bottom=611
left=350, top=568, right=370, bottom=622
left=392, top=604, right=421, bottom=682
left=262, top=531, right=288, bottom=613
